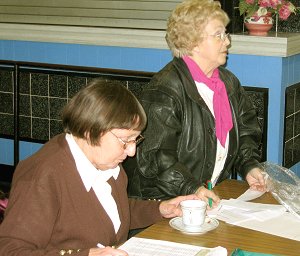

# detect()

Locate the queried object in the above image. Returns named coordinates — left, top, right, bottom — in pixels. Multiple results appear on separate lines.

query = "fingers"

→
left=246, top=168, right=267, bottom=192
left=176, top=194, right=199, bottom=202
left=195, top=186, right=220, bottom=208
left=159, top=187, right=221, bottom=218
left=89, top=247, right=128, bottom=256
left=159, top=202, right=179, bottom=218
left=250, top=183, right=266, bottom=192
left=258, top=175, right=266, bottom=186
left=159, top=194, right=204, bottom=218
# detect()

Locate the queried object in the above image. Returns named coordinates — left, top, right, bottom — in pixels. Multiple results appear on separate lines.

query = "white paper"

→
left=207, top=199, right=286, bottom=221
left=236, top=188, right=265, bottom=201
left=118, top=237, right=227, bottom=256
left=236, top=211, right=300, bottom=241
left=207, top=197, right=300, bottom=241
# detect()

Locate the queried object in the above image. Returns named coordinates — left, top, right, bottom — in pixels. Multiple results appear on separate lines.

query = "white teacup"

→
left=180, top=199, right=207, bottom=229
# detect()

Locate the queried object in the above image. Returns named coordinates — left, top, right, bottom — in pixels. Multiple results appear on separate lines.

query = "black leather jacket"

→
left=124, top=57, right=262, bottom=200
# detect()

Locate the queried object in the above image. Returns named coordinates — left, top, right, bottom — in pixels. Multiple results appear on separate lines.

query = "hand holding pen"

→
left=195, top=183, right=220, bottom=209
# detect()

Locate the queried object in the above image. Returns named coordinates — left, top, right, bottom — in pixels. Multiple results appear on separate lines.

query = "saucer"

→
left=169, top=216, right=219, bottom=235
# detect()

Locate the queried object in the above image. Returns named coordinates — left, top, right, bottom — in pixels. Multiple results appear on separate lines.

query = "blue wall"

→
left=1, top=39, right=300, bottom=175
left=0, top=40, right=172, bottom=72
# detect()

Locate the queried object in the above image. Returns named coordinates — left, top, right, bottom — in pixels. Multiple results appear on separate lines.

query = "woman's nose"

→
left=125, top=143, right=136, bottom=157
left=225, top=36, right=230, bottom=46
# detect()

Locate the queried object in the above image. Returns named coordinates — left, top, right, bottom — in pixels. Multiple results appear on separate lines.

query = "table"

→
left=137, top=179, right=300, bottom=256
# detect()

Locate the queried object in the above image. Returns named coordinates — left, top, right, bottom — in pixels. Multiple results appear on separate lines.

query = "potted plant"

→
left=238, top=0, right=298, bottom=35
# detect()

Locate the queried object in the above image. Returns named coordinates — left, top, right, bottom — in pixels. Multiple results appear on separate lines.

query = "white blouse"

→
left=65, top=133, right=121, bottom=233
left=195, top=81, right=229, bottom=187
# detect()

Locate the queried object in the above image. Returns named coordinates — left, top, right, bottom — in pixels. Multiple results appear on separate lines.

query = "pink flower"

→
left=239, top=0, right=297, bottom=20
left=259, top=0, right=272, bottom=8
left=278, top=3, right=293, bottom=20
left=258, top=0, right=280, bottom=8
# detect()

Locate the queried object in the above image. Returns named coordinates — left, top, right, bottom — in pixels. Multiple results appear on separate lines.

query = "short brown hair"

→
left=62, top=79, right=146, bottom=146
left=166, top=0, right=229, bottom=57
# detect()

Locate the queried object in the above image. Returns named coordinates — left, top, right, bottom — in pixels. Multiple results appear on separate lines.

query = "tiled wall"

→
left=284, top=82, right=300, bottom=168
left=0, top=67, right=14, bottom=139
left=0, top=64, right=152, bottom=143
left=0, top=62, right=268, bottom=172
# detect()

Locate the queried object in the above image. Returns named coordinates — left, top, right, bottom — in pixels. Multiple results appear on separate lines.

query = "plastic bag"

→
left=259, top=161, right=300, bottom=220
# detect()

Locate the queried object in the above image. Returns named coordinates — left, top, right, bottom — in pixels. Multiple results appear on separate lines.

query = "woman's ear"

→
left=192, top=44, right=201, bottom=54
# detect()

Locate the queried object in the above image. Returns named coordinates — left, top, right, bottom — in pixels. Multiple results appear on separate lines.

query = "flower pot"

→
left=244, top=12, right=273, bottom=36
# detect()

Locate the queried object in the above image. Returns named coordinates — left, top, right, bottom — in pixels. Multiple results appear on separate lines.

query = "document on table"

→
left=207, top=189, right=300, bottom=241
left=213, top=199, right=287, bottom=223
left=118, top=237, right=227, bottom=256
left=236, top=188, right=265, bottom=201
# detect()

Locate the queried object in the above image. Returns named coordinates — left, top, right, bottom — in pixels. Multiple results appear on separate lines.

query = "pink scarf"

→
left=183, top=56, right=233, bottom=147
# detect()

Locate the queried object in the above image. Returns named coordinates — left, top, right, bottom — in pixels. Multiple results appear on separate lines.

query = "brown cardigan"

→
left=0, top=134, right=162, bottom=256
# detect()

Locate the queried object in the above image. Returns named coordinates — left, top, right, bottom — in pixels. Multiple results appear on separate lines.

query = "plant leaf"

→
left=239, top=1, right=248, bottom=16
left=246, top=5, right=259, bottom=18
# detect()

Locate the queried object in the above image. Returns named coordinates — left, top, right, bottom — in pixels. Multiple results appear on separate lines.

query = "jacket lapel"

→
left=60, top=136, right=118, bottom=246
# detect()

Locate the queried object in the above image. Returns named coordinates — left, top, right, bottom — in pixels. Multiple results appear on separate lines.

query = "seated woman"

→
left=0, top=79, right=219, bottom=256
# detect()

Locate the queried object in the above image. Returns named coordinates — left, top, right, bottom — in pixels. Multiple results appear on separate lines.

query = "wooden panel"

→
left=0, top=0, right=181, bottom=29
left=0, top=7, right=171, bottom=20
left=0, top=15, right=167, bottom=29
left=0, top=0, right=179, bottom=10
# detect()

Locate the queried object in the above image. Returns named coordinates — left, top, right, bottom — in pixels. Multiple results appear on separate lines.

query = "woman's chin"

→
left=110, top=162, right=121, bottom=169
left=219, top=57, right=227, bottom=66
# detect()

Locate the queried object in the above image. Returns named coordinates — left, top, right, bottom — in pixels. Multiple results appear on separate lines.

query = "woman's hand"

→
left=89, top=246, right=128, bottom=256
left=159, top=194, right=199, bottom=218
left=246, top=167, right=267, bottom=192
left=195, top=186, right=220, bottom=209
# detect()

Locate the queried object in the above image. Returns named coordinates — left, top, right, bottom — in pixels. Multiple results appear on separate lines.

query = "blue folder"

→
left=231, top=248, right=280, bottom=256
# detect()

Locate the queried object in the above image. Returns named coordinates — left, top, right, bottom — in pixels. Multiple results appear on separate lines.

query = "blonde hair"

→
left=166, top=0, right=230, bottom=57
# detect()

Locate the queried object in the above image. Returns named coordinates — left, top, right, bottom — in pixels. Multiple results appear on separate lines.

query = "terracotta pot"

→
left=244, top=12, right=273, bottom=36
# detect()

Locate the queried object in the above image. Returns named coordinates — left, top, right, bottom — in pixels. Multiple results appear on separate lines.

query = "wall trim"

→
left=1, top=23, right=300, bottom=57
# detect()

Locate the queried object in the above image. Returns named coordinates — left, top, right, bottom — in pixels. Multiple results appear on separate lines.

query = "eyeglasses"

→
left=206, top=32, right=230, bottom=42
left=110, top=131, right=145, bottom=149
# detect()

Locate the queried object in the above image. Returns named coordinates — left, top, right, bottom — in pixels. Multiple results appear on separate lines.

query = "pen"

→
left=97, top=243, right=116, bottom=249
left=97, top=243, right=105, bottom=248
left=207, top=180, right=212, bottom=208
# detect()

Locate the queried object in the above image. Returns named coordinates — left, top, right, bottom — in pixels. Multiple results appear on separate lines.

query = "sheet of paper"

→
left=207, top=197, right=300, bottom=241
left=236, top=211, right=300, bottom=241
left=207, top=199, right=286, bottom=222
left=118, top=237, right=227, bottom=256
left=216, top=207, right=287, bottom=224
left=236, top=188, right=265, bottom=201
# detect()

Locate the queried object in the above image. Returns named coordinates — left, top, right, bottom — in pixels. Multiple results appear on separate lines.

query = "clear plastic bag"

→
left=260, top=161, right=300, bottom=220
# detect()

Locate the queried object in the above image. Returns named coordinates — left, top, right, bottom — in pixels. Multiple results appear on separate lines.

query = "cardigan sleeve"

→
left=0, top=166, right=65, bottom=256
left=128, top=198, right=163, bottom=230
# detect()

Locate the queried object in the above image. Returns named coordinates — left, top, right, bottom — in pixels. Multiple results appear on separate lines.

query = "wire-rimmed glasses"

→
left=110, top=131, right=145, bottom=149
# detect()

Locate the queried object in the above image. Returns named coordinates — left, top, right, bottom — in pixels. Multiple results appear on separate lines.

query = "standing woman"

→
left=0, top=79, right=203, bottom=255
left=125, top=0, right=266, bottom=201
